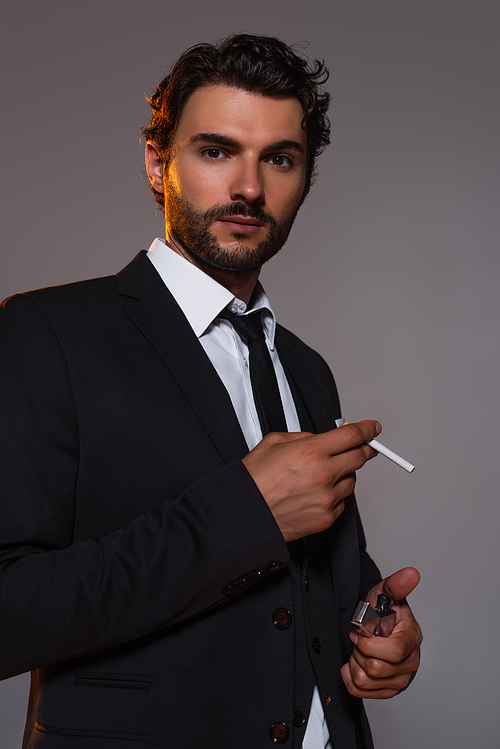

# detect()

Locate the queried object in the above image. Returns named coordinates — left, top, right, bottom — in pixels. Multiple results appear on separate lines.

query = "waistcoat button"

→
left=273, top=607, right=292, bottom=629
left=293, top=711, right=306, bottom=727
left=269, top=722, right=290, bottom=744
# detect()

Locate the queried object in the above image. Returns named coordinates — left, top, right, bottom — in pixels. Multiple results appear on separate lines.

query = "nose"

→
left=229, top=158, right=265, bottom=204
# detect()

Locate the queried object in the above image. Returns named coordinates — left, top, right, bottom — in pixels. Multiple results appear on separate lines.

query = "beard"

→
left=164, top=181, right=300, bottom=275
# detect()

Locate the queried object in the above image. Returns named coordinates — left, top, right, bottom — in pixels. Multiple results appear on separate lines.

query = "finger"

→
left=345, top=658, right=414, bottom=693
left=329, top=440, right=379, bottom=480
left=340, top=661, right=401, bottom=700
left=342, top=645, right=418, bottom=697
left=350, top=609, right=423, bottom=668
left=314, top=420, right=382, bottom=457
left=349, top=638, right=421, bottom=677
left=364, top=567, right=420, bottom=611
left=263, top=430, right=314, bottom=445
left=381, top=567, right=420, bottom=601
left=338, top=420, right=382, bottom=451
left=328, top=472, right=357, bottom=506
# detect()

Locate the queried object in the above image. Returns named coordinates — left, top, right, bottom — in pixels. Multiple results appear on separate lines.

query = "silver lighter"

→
left=350, top=594, right=396, bottom=637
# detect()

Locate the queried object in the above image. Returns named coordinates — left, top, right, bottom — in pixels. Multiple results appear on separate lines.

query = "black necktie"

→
left=219, top=309, right=288, bottom=436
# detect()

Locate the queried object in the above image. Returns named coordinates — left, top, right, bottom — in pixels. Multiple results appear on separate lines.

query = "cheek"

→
left=265, top=170, right=307, bottom=219
left=191, top=166, right=230, bottom=200
left=164, top=161, right=182, bottom=197
left=173, top=156, right=229, bottom=206
left=271, top=187, right=304, bottom=222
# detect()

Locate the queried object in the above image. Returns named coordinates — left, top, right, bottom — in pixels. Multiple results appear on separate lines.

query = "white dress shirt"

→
left=147, top=238, right=332, bottom=749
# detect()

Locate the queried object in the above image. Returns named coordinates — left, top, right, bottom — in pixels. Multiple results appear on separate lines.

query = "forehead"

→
left=174, top=84, right=306, bottom=147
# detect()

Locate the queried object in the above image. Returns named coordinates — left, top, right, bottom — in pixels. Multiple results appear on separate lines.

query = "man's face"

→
left=158, top=84, right=308, bottom=274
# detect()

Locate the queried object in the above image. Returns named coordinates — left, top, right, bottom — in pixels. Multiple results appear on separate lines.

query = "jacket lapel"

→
left=116, top=252, right=249, bottom=465
left=275, top=325, right=341, bottom=435
left=115, top=253, right=341, bottom=462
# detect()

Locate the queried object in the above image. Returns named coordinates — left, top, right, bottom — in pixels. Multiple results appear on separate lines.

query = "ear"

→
left=145, top=141, right=165, bottom=193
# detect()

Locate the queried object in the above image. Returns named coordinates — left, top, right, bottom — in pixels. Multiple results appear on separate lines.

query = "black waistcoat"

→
left=284, top=361, right=371, bottom=749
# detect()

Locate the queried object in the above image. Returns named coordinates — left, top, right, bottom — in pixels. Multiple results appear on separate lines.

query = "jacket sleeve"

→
left=0, top=293, right=290, bottom=680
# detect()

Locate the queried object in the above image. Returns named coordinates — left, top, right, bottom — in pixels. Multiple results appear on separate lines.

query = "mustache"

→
left=203, top=202, right=275, bottom=226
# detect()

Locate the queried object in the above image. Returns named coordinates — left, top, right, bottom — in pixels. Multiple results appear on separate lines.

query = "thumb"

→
left=379, top=566, right=420, bottom=602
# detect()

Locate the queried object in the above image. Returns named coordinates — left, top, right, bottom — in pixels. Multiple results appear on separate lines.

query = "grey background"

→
left=1, top=0, right=499, bottom=746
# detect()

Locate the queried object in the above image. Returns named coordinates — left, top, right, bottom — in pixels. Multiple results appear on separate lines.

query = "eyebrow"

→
left=189, top=132, right=305, bottom=153
left=189, top=133, right=240, bottom=148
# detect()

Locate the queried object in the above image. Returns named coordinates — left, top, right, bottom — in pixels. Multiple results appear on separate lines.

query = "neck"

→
left=164, top=232, right=260, bottom=306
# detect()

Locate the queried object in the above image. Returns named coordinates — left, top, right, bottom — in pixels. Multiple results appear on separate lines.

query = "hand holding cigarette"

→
left=342, top=420, right=415, bottom=473
left=243, top=420, right=382, bottom=542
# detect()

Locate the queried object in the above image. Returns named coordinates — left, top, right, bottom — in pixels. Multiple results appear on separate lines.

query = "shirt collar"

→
left=146, top=238, right=277, bottom=348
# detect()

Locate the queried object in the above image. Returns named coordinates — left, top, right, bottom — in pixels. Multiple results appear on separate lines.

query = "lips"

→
left=219, top=216, right=264, bottom=226
left=217, top=216, right=265, bottom=234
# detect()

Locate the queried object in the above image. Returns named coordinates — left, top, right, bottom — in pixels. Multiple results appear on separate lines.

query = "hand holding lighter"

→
left=351, top=594, right=396, bottom=637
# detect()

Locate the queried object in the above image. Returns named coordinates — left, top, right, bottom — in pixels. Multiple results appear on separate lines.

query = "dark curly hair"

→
left=142, top=33, right=331, bottom=210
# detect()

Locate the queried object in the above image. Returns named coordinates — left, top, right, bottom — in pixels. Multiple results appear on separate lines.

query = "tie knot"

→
left=219, top=309, right=266, bottom=343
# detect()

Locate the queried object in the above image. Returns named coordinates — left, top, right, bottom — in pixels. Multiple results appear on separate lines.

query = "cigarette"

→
left=366, top=438, right=415, bottom=473
left=341, top=421, right=415, bottom=473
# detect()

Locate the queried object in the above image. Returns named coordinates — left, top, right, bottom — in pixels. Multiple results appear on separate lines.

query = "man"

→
left=0, top=34, right=421, bottom=748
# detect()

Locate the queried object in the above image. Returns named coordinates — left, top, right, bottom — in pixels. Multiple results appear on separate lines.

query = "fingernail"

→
left=349, top=631, right=359, bottom=645
left=375, top=421, right=382, bottom=435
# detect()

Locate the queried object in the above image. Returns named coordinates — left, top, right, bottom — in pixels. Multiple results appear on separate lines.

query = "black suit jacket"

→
left=0, top=252, right=380, bottom=748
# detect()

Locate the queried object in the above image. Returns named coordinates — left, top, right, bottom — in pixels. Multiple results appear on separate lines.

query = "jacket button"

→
left=273, top=608, right=292, bottom=629
left=267, top=561, right=283, bottom=573
left=269, top=722, right=290, bottom=744
left=293, top=711, right=306, bottom=727
left=312, top=637, right=321, bottom=654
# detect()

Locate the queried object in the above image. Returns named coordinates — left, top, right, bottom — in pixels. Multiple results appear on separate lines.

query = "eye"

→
left=202, top=148, right=226, bottom=160
left=267, top=154, right=292, bottom=168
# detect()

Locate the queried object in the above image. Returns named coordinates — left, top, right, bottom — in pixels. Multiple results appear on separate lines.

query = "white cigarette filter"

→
left=337, top=419, right=415, bottom=474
